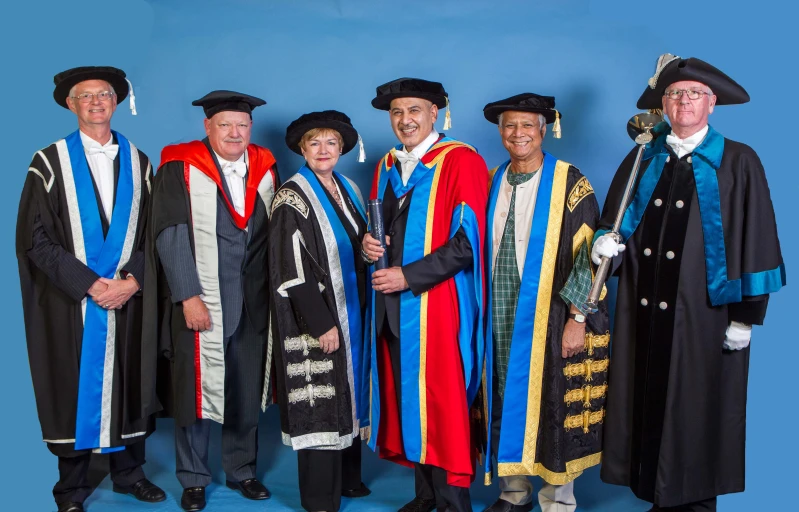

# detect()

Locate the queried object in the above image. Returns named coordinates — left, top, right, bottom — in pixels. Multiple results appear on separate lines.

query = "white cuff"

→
left=723, top=321, right=751, bottom=350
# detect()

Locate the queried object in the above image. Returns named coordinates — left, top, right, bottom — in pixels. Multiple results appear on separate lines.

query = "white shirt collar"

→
left=79, top=130, right=113, bottom=149
left=404, top=129, right=439, bottom=159
left=666, top=125, right=708, bottom=157
left=212, top=149, right=247, bottom=168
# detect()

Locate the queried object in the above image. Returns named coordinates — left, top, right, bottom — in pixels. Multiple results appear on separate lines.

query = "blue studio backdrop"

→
left=1, top=1, right=795, bottom=511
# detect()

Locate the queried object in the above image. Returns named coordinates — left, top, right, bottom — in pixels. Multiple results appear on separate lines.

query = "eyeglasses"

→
left=663, top=89, right=713, bottom=101
left=70, top=91, right=116, bottom=103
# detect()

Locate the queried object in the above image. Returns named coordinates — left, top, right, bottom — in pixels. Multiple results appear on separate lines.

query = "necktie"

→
left=87, top=144, right=119, bottom=160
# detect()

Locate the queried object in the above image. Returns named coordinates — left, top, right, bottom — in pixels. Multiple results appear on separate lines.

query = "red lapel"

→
left=161, top=141, right=277, bottom=229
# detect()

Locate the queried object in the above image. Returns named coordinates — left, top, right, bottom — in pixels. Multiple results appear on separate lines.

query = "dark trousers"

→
left=297, top=439, right=362, bottom=512
left=413, top=463, right=472, bottom=512
left=175, top=313, right=265, bottom=487
left=384, top=323, right=472, bottom=512
left=50, top=440, right=146, bottom=506
left=652, top=498, right=717, bottom=512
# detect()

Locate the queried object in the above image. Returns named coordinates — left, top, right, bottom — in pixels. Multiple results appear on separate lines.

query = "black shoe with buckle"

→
left=180, top=487, right=206, bottom=511
left=398, top=496, right=437, bottom=512
left=226, top=478, right=271, bottom=500
left=113, top=478, right=167, bottom=502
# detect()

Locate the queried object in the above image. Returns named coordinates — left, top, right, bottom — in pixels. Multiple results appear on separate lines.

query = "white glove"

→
left=723, top=321, right=751, bottom=350
left=591, top=233, right=626, bottom=265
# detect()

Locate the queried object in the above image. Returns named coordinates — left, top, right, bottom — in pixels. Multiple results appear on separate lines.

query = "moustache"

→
left=224, top=137, right=244, bottom=143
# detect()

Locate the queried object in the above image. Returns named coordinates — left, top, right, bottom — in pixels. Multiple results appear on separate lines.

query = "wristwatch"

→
left=568, top=312, right=586, bottom=323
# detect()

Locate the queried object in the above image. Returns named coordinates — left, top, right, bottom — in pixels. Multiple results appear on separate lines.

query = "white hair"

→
left=68, top=81, right=115, bottom=99
left=498, top=112, right=547, bottom=133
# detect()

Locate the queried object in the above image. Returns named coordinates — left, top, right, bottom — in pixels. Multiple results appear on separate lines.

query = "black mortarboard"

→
left=483, top=92, right=562, bottom=138
left=191, top=90, right=266, bottom=118
left=483, top=93, right=561, bottom=124
left=285, top=110, right=360, bottom=156
left=371, top=77, right=448, bottom=111
left=637, top=54, right=750, bottom=109
left=53, top=66, right=130, bottom=109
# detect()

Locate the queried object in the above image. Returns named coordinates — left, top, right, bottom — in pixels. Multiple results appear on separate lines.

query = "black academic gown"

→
left=269, top=172, right=368, bottom=449
left=16, top=135, right=153, bottom=454
left=599, top=129, right=785, bottom=507
left=141, top=140, right=277, bottom=427
left=487, top=164, right=610, bottom=484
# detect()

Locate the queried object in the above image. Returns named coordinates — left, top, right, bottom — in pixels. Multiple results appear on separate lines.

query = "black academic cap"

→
left=285, top=110, right=359, bottom=156
left=483, top=93, right=560, bottom=125
left=371, top=77, right=448, bottom=110
left=637, top=54, right=750, bottom=109
left=191, top=90, right=266, bottom=118
left=53, top=66, right=129, bottom=109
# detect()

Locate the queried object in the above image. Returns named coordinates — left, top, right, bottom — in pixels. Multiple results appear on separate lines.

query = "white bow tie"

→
left=87, top=144, right=119, bottom=160
left=394, top=149, right=419, bottom=171
left=665, top=133, right=686, bottom=147
left=222, top=161, right=247, bottom=178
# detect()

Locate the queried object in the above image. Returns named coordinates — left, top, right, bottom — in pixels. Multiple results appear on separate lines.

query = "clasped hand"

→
left=89, top=277, right=139, bottom=310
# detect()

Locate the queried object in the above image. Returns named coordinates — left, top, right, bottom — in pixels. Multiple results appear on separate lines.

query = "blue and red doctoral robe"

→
left=367, top=137, right=487, bottom=487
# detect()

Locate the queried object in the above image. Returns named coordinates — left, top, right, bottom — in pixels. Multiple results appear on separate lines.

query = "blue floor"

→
left=76, top=408, right=654, bottom=511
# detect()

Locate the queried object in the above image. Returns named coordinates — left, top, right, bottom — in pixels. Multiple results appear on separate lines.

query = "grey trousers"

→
left=499, top=476, right=576, bottom=512
left=175, top=313, right=265, bottom=488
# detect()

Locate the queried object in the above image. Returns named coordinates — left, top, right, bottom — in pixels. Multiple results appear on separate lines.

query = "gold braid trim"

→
left=564, top=383, right=608, bottom=407
left=567, top=176, right=594, bottom=212
left=564, top=408, right=606, bottom=434
left=572, top=223, right=595, bottom=261
left=497, top=452, right=602, bottom=485
left=563, top=358, right=609, bottom=381
left=585, top=331, right=610, bottom=357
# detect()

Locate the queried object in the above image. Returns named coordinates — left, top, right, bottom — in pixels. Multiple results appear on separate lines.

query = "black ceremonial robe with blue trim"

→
left=483, top=156, right=610, bottom=485
left=268, top=168, right=370, bottom=451
left=16, top=133, right=154, bottom=452
left=598, top=126, right=786, bottom=507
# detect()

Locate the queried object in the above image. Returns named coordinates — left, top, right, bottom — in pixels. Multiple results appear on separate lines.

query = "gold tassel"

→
left=443, top=97, right=452, bottom=130
left=552, top=109, right=561, bottom=139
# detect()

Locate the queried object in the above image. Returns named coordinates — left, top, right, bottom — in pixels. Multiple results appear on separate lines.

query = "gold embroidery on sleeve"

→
left=567, top=177, right=594, bottom=212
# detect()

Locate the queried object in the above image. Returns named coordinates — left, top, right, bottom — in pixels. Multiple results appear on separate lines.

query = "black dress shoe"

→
left=226, top=478, right=271, bottom=500
left=341, top=481, right=372, bottom=498
left=483, top=498, right=533, bottom=512
left=57, top=503, right=84, bottom=512
left=398, top=496, right=437, bottom=512
left=113, top=478, right=167, bottom=502
left=181, top=487, right=206, bottom=511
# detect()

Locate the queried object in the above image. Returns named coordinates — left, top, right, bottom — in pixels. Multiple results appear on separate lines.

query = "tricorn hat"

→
left=637, top=54, right=750, bottom=109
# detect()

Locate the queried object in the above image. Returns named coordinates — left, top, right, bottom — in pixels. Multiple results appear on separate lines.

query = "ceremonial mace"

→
left=585, top=112, right=663, bottom=312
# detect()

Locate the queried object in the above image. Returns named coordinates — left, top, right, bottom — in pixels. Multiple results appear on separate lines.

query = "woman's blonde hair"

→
left=299, top=128, right=343, bottom=152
